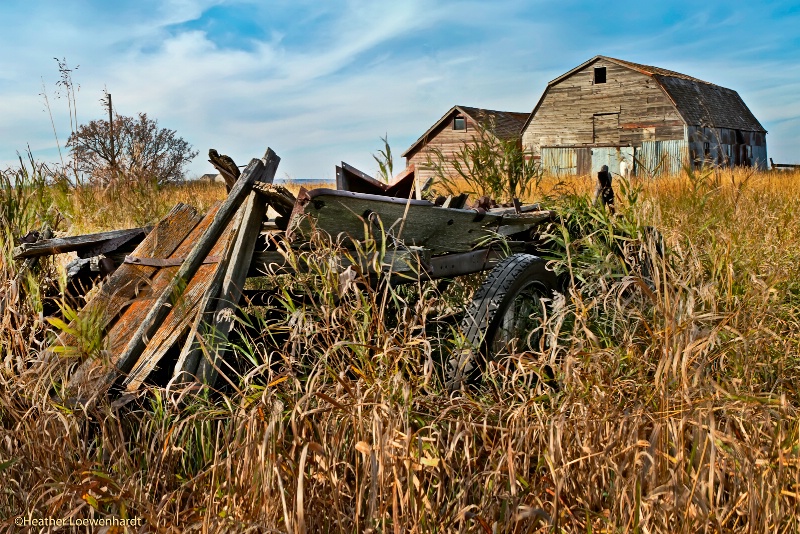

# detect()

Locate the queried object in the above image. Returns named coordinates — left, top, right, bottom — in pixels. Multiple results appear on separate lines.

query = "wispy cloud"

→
left=1, top=0, right=797, bottom=177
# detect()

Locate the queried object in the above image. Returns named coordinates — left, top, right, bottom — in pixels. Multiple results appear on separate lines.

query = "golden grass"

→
left=1, top=166, right=799, bottom=532
left=51, top=178, right=335, bottom=234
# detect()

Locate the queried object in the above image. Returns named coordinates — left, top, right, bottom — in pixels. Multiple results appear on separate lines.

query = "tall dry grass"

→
left=1, top=164, right=799, bottom=532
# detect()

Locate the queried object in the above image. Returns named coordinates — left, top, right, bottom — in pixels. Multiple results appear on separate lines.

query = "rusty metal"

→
left=541, top=147, right=577, bottom=175
left=591, top=146, right=634, bottom=176
left=636, top=140, right=688, bottom=176
left=427, top=249, right=503, bottom=279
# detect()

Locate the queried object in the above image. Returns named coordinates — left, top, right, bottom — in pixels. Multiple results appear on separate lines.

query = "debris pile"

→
left=14, top=147, right=555, bottom=400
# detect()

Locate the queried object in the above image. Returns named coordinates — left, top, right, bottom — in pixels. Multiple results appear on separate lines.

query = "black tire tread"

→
left=447, top=253, right=557, bottom=390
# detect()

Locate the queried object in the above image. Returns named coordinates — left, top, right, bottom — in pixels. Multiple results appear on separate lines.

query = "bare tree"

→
left=67, top=112, right=198, bottom=186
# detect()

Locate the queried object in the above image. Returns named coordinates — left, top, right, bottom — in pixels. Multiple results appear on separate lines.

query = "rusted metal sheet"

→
left=636, top=139, right=688, bottom=176
left=541, top=147, right=577, bottom=175
left=336, top=162, right=416, bottom=199
left=123, top=255, right=221, bottom=267
left=428, top=249, right=503, bottom=278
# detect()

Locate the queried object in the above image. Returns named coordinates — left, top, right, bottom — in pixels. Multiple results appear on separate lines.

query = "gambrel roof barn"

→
left=521, top=56, right=767, bottom=176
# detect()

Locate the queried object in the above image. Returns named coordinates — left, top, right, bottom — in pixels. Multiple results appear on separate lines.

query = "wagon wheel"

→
left=445, top=253, right=560, bottom=391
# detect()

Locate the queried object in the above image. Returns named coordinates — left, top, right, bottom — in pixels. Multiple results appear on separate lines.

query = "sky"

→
left=1, top=0, right=798, bottom=181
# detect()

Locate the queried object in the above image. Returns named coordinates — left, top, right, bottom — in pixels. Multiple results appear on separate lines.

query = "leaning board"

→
left=64, top=203, right=237, bottom=396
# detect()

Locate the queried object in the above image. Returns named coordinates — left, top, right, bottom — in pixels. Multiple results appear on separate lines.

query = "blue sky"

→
left=1, top=0, right=798, bottom=180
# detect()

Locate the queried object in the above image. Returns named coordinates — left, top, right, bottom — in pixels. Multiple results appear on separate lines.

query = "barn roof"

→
left=402, top=105, right=529, bottom=158
left=524, top=55, right=765, bottom=133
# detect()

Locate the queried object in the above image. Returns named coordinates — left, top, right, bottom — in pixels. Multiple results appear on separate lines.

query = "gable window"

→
left=453, top=114, right=466, bottom=131
left=594, top=67, right=607, bottom=84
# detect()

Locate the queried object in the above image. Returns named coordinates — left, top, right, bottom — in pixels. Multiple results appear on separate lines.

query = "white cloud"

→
left=1, top=0, right=797, bottom=180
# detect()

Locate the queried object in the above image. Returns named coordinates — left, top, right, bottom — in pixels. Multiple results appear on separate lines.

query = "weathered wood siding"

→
left=522, top=58, right=684, bottom=157
left=405, top=112, right=483, bottom=184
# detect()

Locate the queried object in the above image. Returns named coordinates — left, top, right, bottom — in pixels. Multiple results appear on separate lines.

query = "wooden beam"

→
left=56, top=204, right=202, bottom=354
left=190, top=149, right=280, bottom=387
left=67, top=152, right=271, bottom=398
left=13, top=227, right=150, bottom=259
left=122, top=206, right=242, bottom=392
left=253, top=182, right=296, bottom=217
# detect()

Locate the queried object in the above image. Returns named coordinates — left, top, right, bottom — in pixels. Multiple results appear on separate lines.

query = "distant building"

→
left=521, top=56, right=767, bottom=176
left=402, top=105, right=529, bottom=184
left=200, top=173, right=225, bottom=184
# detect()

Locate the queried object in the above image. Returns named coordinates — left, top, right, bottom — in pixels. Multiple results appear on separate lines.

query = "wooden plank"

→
left=66, top=152, right=271, bottom=398
left=65, top=204, right=220, bottom=393
left=247, top=248, right=432, bottom=278
left=193, top=149, right=280, bottom=386
left=337, top=162, right=416, bottom=199
left=122, top=207, right=241, bottom=391
left=253, top=182, right=296, bottom=217
left=56, top=204, right=202, bottom=351
left=13, top=226, right=150, bottom=259
left=287, top=188, right=506, bottom=254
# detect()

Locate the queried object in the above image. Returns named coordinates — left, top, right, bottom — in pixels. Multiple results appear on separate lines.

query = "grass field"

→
left=1, top=163, right=799, bottom=532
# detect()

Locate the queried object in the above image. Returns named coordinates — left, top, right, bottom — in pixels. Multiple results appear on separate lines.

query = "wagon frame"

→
left=14, top=147, right=567, bottom=397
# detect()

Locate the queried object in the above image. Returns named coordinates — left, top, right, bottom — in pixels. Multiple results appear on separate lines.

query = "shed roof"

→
left=525, top=55, right=765, bottom=133
left=402, top=105, right=529, bottom=158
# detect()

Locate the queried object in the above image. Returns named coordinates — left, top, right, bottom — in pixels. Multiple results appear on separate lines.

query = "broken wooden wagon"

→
left=14, top=147, right=562, bottom=397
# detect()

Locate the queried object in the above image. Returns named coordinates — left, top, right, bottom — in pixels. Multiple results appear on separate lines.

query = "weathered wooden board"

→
left=56, top=204, right=203, bottom=352
left=13, top=226, right=151, bottom=259
left=253, top=182, right=295, bottom=217
left=122, top=205, right=241, bottom=391
left=65, top=204, right=220, bottom=394
left=183, top=148, right=280, bottom=386
left=522, top=59, right=685, bottom=154
left=65, top=154, right=270, bottom=398
left=287, top=188, right=507, bottom=254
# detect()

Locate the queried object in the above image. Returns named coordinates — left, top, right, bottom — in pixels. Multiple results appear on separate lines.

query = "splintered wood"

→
left=58, top=147, right=280, bottom=401
left=41, top=142, right=554, bottom=404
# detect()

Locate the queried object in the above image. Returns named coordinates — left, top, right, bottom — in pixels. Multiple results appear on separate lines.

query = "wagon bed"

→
left=15, top=147, right=560, bottom=398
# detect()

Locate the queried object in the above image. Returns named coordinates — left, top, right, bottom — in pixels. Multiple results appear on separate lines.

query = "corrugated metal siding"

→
left=636, top=139, right=688, bottom=176
left=590, top=147, right=634, bottom=176
left=753, top=145, right=767, bottom=170
left=541, top=148, right=577, bottom=175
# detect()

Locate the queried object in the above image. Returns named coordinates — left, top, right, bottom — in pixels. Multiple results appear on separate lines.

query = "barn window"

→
left=594, top=67, right=607, bottom=84
left=453, top=115, right=466, bottom=131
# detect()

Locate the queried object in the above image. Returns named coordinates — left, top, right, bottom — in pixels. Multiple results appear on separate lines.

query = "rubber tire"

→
left=446, top=253, right=559, bottom=391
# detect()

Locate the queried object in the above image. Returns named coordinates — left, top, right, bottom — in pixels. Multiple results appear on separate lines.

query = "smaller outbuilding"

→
left=402, top=105, right=529, bottom=185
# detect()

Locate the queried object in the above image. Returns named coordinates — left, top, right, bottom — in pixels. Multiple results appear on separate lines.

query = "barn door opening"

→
left=591, top=146, right=634, bottom=176
left=593, top=113, right=620, bottom=144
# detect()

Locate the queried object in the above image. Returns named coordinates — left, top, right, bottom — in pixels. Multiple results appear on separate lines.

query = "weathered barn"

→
left=521, top=56, right=767, bottom=176
left=403, top=105, right=529, bottom=184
